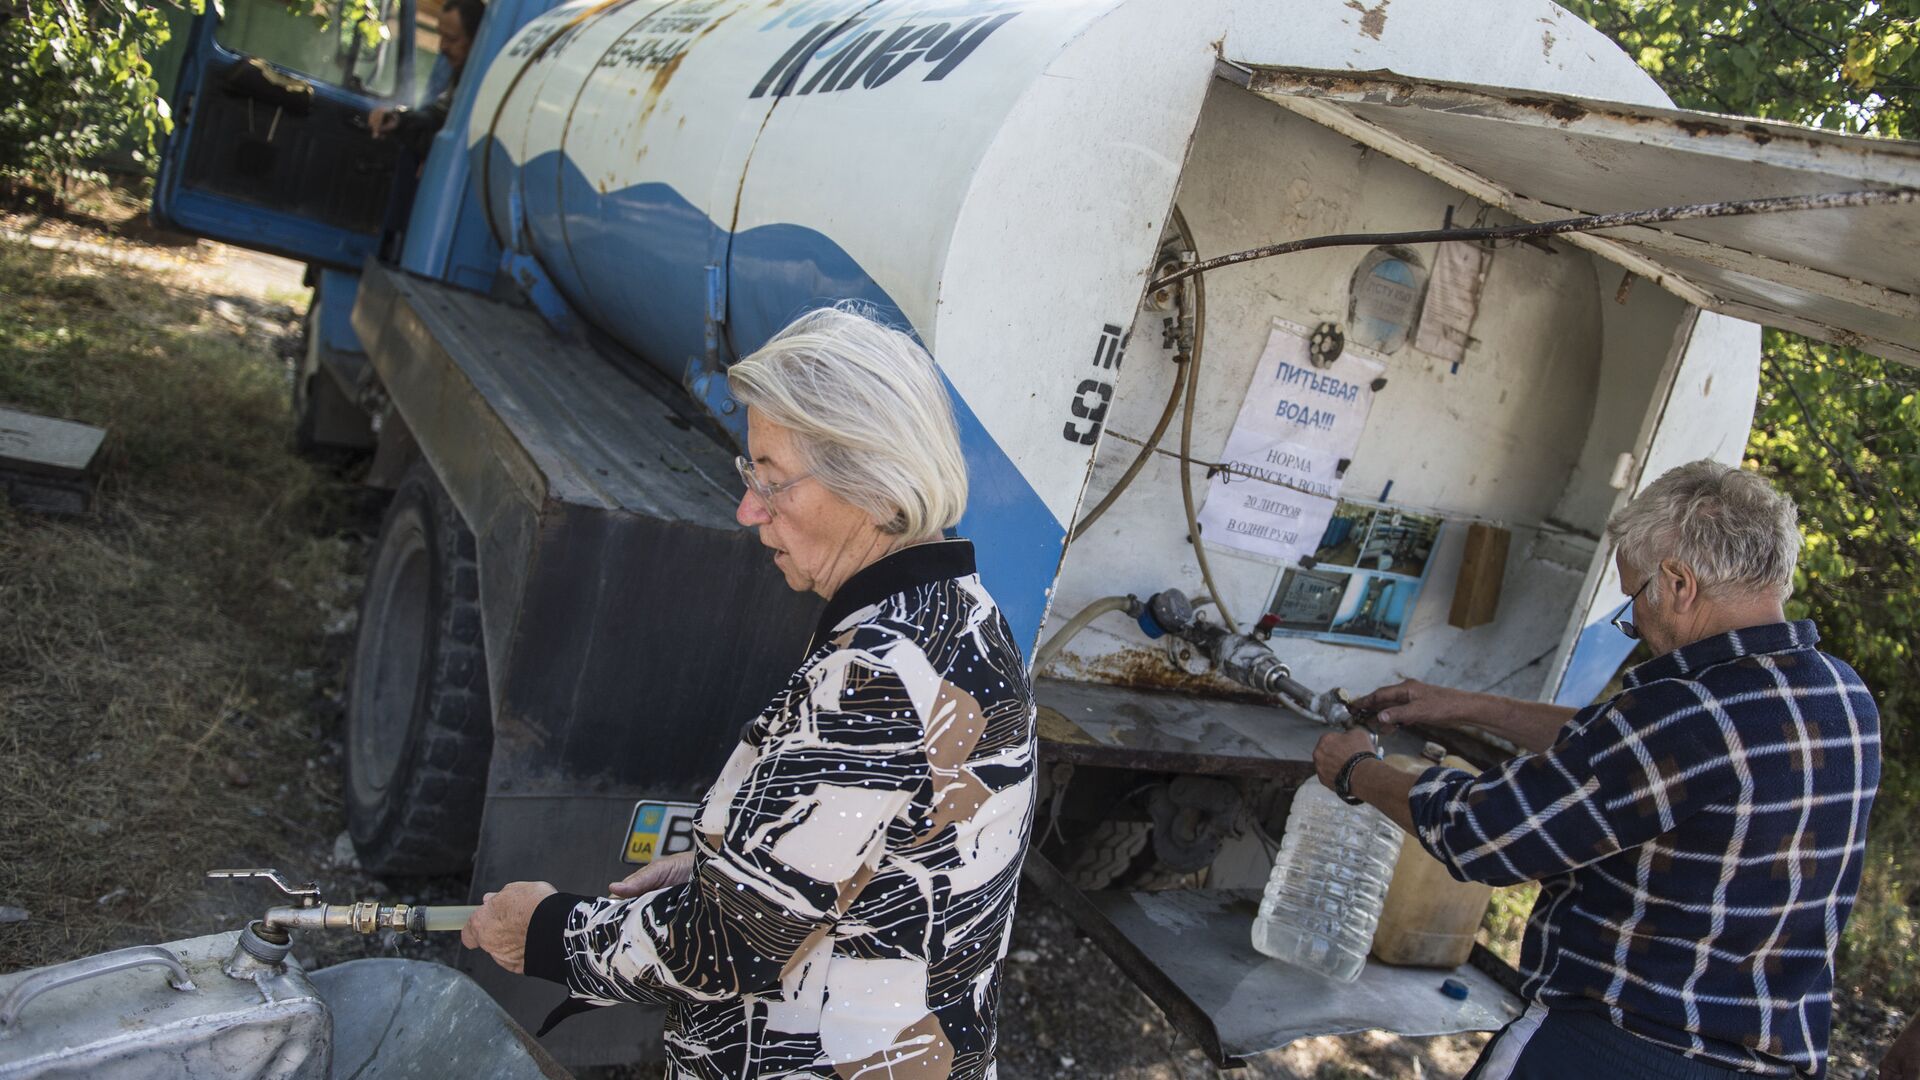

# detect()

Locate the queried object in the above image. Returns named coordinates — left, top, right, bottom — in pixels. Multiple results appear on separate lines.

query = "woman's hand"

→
left=610, top=850, right=695, bottom=898
left=460, top=880, right=556, bottom=974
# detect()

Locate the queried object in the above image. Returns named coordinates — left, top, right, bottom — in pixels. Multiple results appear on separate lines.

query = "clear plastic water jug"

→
left=1251, top=778, right=1403, bottom=982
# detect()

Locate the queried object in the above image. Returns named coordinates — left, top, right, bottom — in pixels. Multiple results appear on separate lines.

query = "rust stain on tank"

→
left=1510, top=96, right=1588, bottom=124
left=1036, top=707, right=1098, bottom=747
left=649, top=48, right=688, bottom=96
left=637, top=6, right=739, bottom=126
left=1676, top=117, right=1733, bottom=137
left=1057, top=648, right=1278, bottom=706
left=632, top=48, right=686, bottom=129
left=1344, top=0, right=1390, bottom=40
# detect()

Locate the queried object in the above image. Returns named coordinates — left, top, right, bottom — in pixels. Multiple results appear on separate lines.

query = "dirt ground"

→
left=0, top=206, right=1905, bottom=1079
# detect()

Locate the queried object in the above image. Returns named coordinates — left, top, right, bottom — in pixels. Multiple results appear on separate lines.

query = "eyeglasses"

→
left=735, top=455, right=811, bottom=517
left=1611, top=577, right=1651, bottom=640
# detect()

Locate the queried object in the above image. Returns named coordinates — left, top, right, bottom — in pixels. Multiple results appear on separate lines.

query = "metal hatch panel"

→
left=1029, top=681, right=1521, bottom=1066
left=1235, top=67, right=1920, bottom=367
left=1024, top=855, right=1523, bottom=1068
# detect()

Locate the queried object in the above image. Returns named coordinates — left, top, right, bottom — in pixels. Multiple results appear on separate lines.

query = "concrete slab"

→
left=0, top=406, right=106, bottom=479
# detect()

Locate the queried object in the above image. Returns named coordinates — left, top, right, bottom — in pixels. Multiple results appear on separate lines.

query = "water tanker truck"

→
left=4, top=0, right=1917, bottom=1073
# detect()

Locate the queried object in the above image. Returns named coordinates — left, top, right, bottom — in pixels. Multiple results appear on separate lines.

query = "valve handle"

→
left=206, top=868, right=322, bottom=908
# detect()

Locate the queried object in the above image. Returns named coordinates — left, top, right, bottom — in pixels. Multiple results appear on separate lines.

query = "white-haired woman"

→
left=464, top=306, right=1038, bottom=1080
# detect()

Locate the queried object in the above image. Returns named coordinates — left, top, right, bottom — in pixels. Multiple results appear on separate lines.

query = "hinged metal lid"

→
left=1236, top=66, right=1920, bottom=366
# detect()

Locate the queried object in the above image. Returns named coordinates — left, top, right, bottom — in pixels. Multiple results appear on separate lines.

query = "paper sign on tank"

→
left=1197, top=319, right=1385, bottom=567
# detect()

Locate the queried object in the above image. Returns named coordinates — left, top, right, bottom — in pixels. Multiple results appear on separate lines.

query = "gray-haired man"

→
left=1314, top=460, right=1880, bottom=1079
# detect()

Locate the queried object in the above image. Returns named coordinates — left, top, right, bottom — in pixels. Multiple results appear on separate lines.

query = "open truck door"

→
left=152, top=0, right=426, bottom=269
left=1224, top=68, right=1920, bottom=720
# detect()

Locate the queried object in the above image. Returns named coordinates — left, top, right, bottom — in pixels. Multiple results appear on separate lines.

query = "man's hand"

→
left=461, top=880, right=557, bottom=974
left=1314, top=728, right=1377, bottom=792
left=1883, top=1013, right=1920, bottom=1080
left=610, top=850, right=695, bottom=898
left=1313, top=728, right=1419, bottom=835
left=368, top=105, right=401, bottom=139
left=1350, top=679, right=1571, bottom=755
left=1350, top=679, right=1479, bottom=732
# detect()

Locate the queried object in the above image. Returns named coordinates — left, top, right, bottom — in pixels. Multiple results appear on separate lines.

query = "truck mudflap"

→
left=1029, top=678, right=1524, bottom=1067
left=350, top=259, right=820, bottom=1065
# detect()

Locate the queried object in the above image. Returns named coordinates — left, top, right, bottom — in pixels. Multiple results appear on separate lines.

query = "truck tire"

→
left=1063, top=820, right=1152, bottom=891
left=346, top=462, right=491, bottom=875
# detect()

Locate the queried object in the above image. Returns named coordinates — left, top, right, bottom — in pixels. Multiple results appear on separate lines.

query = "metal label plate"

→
left=621, top=800, right=699, bottom=865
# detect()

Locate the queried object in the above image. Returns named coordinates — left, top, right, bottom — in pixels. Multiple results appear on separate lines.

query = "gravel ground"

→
left=996, top=893, right=1491, bottom=1079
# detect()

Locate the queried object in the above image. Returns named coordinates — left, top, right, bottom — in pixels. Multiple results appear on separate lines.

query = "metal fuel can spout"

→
left=207, top=869, right=478, bottom=979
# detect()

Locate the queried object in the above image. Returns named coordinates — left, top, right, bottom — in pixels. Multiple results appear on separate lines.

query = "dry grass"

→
left=0, top=236, right=371, bottom=969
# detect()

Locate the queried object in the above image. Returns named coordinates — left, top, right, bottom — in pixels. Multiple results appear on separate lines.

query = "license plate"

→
left=622, top=800, right=700, bottom=865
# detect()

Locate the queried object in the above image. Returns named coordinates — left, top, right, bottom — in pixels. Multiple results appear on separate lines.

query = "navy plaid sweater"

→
left=1408, top=621, right=1879, bottom=1076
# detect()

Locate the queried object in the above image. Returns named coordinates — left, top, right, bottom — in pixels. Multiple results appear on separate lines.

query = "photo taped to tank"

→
left=1267, top=500, right=1444, bottom=651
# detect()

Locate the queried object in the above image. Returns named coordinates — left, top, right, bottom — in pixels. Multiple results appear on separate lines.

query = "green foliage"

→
left=1566, top=0, right=1920, bottom=1017
left=0, top=0, right=191, bottom=193
left=1751, top=335, right=1920, bottom=1005
left=0, top=0, right=389, bottom=199
left=1753, top=337, right=1920, bottom=778
left=1559, top=0, right=1920, bottom=135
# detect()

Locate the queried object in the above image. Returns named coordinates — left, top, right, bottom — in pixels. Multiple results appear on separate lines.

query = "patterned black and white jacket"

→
left=525, top=539, right=1037, bottom=1079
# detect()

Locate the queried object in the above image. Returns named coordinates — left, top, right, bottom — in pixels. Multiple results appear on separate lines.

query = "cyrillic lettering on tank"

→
left=799, top=28, right=880, bottom=94
left=750, top=22, right=836, bottom=98
left=856, top=24, right=944, bottom=89
left=923, top=14, right=1017, bottom=81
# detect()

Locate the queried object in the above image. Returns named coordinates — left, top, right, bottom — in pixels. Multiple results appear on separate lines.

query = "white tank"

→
left=466, top=0, right=1760, bottom=702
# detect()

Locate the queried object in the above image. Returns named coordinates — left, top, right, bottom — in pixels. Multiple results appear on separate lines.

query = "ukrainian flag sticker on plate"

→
left=623, top=800, right=700, bottom=865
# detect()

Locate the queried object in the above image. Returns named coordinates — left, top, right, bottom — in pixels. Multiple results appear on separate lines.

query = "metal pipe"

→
left=1149, top=188, right=1920, bottom=292
left=1033, top=595, right=1141, bottom=671
left=1176, top=247, right=1238, bottom=633
left=262, top=902, right=480, bottom=936
left=263, top=903, right=393, bottom=933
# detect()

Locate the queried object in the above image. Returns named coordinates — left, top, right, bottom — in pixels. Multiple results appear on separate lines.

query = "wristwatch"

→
left=1333, top=749, right=1381, bottom=806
